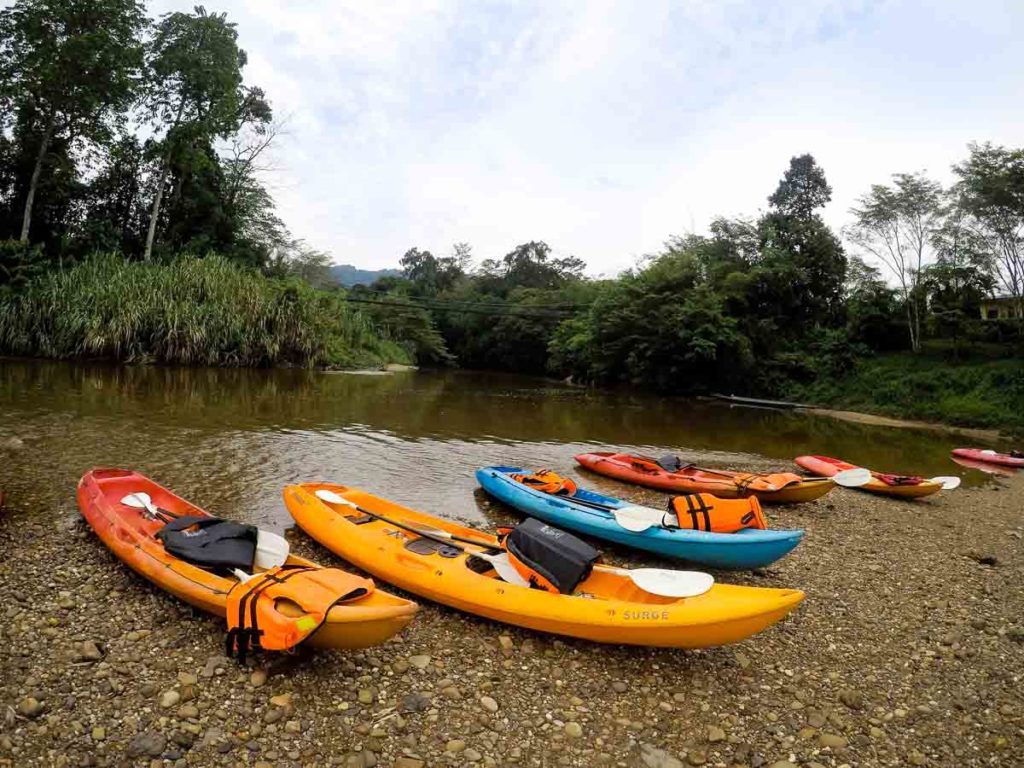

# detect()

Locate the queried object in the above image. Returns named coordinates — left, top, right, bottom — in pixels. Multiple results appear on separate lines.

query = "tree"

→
left=759, top=155, right=847, bottom=330
left=0, top=0, right=146, bottom=242
left=953, top=143, right=1024, bottom=323
left=768, top=153, right=832, bottom=220
left=846, top=172, right=943, bottom=351
left=142, top=6, right=270, bottom=259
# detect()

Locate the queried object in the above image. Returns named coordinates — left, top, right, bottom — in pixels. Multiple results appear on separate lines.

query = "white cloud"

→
left=148, top=0, right=1024, bottom=273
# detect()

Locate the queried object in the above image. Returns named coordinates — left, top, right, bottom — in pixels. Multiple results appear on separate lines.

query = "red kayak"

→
left=794, top=455, right=945, bottom=499
left=951, top=448, right=1024, bottom=469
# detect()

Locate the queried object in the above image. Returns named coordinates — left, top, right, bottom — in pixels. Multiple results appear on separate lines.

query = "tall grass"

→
left=0, top=253, right=409, bottom=368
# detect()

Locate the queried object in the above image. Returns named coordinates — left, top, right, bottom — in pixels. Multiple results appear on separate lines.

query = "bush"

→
left=0, top=253, right=408, bottom=368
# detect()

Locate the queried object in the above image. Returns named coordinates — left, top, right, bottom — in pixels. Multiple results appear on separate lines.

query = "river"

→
left=0, top=359, right=998, bottom=529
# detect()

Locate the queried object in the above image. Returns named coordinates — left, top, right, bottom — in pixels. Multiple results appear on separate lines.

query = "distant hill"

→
left=330, top=264, right=402, bottom=287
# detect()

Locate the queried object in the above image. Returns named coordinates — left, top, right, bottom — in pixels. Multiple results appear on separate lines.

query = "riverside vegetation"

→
left=0, top=2, right=1022, bottom=429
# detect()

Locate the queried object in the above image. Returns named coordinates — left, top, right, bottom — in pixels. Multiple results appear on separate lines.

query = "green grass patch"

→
left=0, top=253, right=409, bottom=369
left=792, top=350, right=1024, bottom=434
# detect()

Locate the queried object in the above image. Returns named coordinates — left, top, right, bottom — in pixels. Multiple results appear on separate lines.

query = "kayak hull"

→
left=77, top=468, right=417, bottom=650
left=575, top=452, right=835, bottom=504
left=476, top=466, right=803, bottom=569
left=952, top=448, right=1024, bottom=469
left=285, top=482, right=804, bottom=649
left=793, top=456, right=943, bottom=499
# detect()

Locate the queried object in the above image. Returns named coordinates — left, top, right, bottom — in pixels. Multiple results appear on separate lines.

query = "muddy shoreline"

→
left=2, top=459, right=1022, bottom=768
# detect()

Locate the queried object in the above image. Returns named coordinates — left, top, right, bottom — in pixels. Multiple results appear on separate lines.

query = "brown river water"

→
left=0, top=359, right=1003, bottom=530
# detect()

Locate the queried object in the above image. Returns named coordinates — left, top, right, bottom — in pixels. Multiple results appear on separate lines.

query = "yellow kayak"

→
left=284, top=482, right=804, bottom=649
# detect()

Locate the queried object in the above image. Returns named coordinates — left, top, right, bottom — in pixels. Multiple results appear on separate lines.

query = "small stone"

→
left=564, top=721, right=583, bottom=738
left=769, top=763, right=796, bottom=768
left=686, top=750, right=707, bottom=766
left=819, top=733, right=848, bottom=749
left=91, top=727, right=106, bottom=741
left=358, top=688, right=375, bottom=705
left=479, top=695, right=498, bottom=713
left=440, top=685, right=460, bottom=699
left=446, top=739, right=466, bottom=752
left=394, top=759, right=424, bottom=768
left=127, top=731, right=167, bottom=758
left=250, top=669, right=268, bottom=687
left=270, top=692, right=292, bottom=708
left=177, top=704, right=199, bottom=719
left=611, top=681, right=628, bottom=693
left=16, top=697, right=43, bottom=718
left=284, top=720, right=301, bottom=734
left=706, top=725, right=725, bottom=743
left=463, top=748, right=482, bottom=762
left=838, top=689, right=864, bottom=710
left=498, top=635, right=514, bottom=650
left=806, top=710, right=827, bottom=728
left=2, top=436, right=24, bottom=451
left=408, top=655, right=431, bottom=670
left=264, top=708, right=285, bottom=724
left=400, top=692, right=431, bottom=712
left=734, top=651, right=751, bottom=669
left=639, top=743, right=684, bottom=768
left=57, top=596, right=76, bottom=609
left=79, top=640, right=103, bottom=661
left=908, top=750, right=926, bottom=765
left=159, top=690, right=181, bottom=708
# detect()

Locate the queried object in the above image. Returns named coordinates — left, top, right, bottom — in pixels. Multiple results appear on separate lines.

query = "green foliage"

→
left=953, top=142, right=1024, bottom=313
left=0, top=238, right=49, bottom=292
left=791, top=349, right=1024, bottom=433
left=0, top=253, right=407, bottom=368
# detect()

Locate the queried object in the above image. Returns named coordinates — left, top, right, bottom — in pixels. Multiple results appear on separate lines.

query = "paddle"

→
left=929, top=476, right=961, bottom=490
left=121, top=492, right=170, bottom=521
left=312, top=489, right=528, bottom=585
left=312, top=489, right=713, bottom=598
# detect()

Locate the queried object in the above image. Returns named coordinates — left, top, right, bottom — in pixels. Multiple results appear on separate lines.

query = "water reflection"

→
left=0, top=359, right=1007, bottom=532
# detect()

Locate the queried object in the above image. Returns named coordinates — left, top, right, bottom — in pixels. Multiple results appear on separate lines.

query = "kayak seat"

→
left=156, top=515, right=258, bottom=571
left=657, top=455, right=687, bottom=472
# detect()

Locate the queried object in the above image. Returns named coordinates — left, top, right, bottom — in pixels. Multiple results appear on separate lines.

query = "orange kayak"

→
left=793, top=455, right=943, bottom=499
left=77, top=468, right=417, bottom=650
left=285, top=482, right=804, bottom=648
left=574, top=452, right=836, bottom=504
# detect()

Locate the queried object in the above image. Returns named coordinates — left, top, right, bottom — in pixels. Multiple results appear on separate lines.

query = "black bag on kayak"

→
left=156, top=516, right=258, bottom=571
left=498, top=518, right=599, bottom=595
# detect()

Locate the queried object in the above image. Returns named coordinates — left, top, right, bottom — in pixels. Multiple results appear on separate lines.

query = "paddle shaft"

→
left=324, top=495, right=502, bottom=555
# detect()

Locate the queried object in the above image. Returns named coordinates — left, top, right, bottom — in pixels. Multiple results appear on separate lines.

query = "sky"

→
left=147, top=0, right=1024, bottom=275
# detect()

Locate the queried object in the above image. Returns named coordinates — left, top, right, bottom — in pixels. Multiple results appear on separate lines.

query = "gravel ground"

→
left=1, top=457, right=1022, bottom=768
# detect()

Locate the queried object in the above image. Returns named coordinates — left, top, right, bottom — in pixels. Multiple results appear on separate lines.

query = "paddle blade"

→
left=120, top=492, right=152, bottom=509
left=315, top=488, right=356, bottom=507
left=254, top=529, right=290, bottom=569
left=832, top=467, right=872, bottom=487
left=930, top=476, right=961, bottom=490
left=612, top=507, right=657, bottom=532
left=477, top=551, right=529, bottom=586
left=628, top=568, right=714, bottom=598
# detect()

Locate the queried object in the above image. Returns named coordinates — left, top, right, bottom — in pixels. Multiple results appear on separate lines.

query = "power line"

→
left=341, top=295, right=581, bottom=318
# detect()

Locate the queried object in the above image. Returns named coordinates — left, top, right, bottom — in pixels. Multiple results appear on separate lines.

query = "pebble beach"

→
left=2, top=454, right=1021, bottom=768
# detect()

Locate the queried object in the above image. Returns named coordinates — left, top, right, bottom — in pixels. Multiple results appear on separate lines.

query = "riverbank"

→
left=790, top=351, right=1024, bottom=437
left=1, top=456, right=1021, bottom=767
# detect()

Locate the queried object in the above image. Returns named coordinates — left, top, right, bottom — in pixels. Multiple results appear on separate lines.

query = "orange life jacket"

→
left=511, top=469, right=578, bottom=496
left=666, top=493, right=767, bottom=533
left=225, top=565, right=373, bottom=660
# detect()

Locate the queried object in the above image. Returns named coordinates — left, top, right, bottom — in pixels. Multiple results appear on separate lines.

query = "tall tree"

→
left=142, top=6, right=270, bottom=260
left=759, top=154, right=847, bottom=330
left=0, top=0, right=146, bottom=242
left=953, top=142, right=1024, bottom=323
left=846, top=172, right=943, bottom=351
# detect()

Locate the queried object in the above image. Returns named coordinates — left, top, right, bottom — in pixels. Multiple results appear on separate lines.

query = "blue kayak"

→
left=476, top=466, right=804, bottom=569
